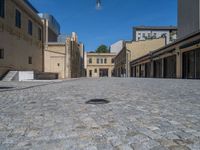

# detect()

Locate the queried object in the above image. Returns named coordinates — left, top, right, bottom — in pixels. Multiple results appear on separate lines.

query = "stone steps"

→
left=2, top=71, right=18, bottom=81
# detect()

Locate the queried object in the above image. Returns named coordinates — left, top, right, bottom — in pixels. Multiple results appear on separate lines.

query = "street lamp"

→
left=96, top=0, right=101, bottom=9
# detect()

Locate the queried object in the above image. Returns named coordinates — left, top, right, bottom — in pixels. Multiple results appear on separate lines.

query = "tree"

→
left=96, top=45, right=109, bottom=53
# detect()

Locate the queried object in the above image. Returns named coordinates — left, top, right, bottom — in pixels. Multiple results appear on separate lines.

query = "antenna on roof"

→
left=96, top=0, right=101, bottom=10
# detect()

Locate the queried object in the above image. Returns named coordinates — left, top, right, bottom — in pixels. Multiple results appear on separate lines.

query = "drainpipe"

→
left=150, top=52, right=154, bottom=78
left=162, top=34, right=167, bottom=46
left=126, top=49, right=131, bottom=77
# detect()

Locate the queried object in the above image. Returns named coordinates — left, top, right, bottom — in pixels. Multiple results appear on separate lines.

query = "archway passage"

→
left=99, top=69, right=108, bottom=77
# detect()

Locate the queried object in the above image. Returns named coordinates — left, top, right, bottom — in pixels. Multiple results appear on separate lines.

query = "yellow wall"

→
left=44, top=33, right=84, bottom=79
left=126, top=38, right=165, bottom=61
left=0, top=0, right=43, bottom=78
left=44, top=44, right=66, bottom=79
left=114, top=38, right=165, bottom=77
left=130, top=33, right=200, bottom=79
left=86, top=53, right=116, bottom=77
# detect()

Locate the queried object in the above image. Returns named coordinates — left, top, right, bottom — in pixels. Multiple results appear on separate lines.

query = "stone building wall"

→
left=0, top=0, right=43, bottom=78
left=86, top=53, right=116, bottom=78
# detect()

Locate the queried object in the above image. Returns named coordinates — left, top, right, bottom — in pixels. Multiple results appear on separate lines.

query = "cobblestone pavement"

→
left=0, top=78, right=200, bottom=150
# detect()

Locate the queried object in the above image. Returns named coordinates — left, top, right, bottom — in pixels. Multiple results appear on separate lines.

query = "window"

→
left=101, top=58, right=103, bottom=64
left=142, top=33, right=145, bottom=38
left=94, top=69, right=97, bottom=73
left=0, top=49, right=4, bottom=59
left=89, top=70, right=92, bottom=77
left=0, top=0, right=5, bottom=18
left=15, top=9, right=21, bottom=28
left=154, top=33, right=157, bottom=37
left=104, top=58, right=107, bottom=64
left=182, top=50, right=200, bottom=79
left=97, top=58, right=99, bottom=64
left=38, top=28, right=42, bottom=41
left=28, top=20, right=32, bottom=35
left=161, top=33, right=167, bottom=38
left=148, top=33, right=151, bottom=38
left=196, top=49, right=200, bottom=79
left=89, top=58, right=92, bottom=64
left=111, top=58, right=114, bottom=63
left=28, top=56, right=32, bottom=64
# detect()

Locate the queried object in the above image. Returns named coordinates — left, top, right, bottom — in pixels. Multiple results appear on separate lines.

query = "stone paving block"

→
left=131, top=139, right=160, bottom=150
left=150, top=145, right=169, bottom=150
left=107, top=136, right=123, bottom=147
left=114, top=144, right=133, bottom=150
left=168, top=145, right=191, bottom=150
left=188, top=143, right=200, bottom=150
left=0, top=78, right=200, bottom=149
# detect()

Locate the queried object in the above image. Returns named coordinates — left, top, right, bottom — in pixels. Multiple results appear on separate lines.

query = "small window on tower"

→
left=15, top=9, right=21, bottom=28
left=28, top=57, right=32, bottom=64
left=38, top=28, right=42, bottom=41
left=0, top=0, right=5, bottom=18
left=0, top=49, right=4, bottom=59
left=28, top=20, right=32, bottom=35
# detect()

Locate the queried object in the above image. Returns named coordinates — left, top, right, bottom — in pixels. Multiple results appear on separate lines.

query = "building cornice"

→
left=133, top=26, right=178, bottom=31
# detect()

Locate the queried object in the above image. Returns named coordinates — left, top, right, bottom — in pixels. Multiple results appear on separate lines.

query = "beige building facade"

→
left=40, top=13, right=84, bottom=79
left=44, top=43, right=66, bottom=79
left=86, top=53, right=116, bottom=77
left=130, top=0, right=200, bottom=79
left=44, top=33, right=84, bottom=79
left=0, top=0, right=43, bottom=79
left=133, top=26, right=177, bottom=44
left=130, top=31, right=200, bottom=79
left=114, top=38, right=165, bottom=77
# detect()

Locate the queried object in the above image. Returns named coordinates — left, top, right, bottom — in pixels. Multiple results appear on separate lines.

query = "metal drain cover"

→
left=29, top=101, right=36, bottom=104
left=86, top=99, right=110, bottom=105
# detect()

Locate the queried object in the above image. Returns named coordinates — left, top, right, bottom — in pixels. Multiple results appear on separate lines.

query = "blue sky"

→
left=29, top=0, right=177, bottom=51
